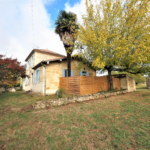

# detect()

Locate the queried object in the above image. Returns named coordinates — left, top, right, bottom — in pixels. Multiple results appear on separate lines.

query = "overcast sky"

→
left=0, top=0, right=88, bottom=65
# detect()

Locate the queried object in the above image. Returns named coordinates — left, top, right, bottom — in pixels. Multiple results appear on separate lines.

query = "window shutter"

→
left=71, top=70, right=73, bottom=76
left=63, top=69, right=65, bottom=77
left=87, top=72, right=89, bottom=76
left=80, top=71, right=82, bottom=76
left=35, top=70, right=37, bottom=83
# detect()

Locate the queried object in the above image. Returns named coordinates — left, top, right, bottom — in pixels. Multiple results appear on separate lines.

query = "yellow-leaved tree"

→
left=77, top=0, right=150, bottom=89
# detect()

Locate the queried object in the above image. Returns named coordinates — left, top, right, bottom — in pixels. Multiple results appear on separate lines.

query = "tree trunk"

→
left=67, top=53, right=71, bottom=77
left=108, top=68, right=113, bottom=90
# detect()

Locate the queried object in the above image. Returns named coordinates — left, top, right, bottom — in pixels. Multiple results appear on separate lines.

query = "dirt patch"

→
left=11, top=107, right=22, bottom=112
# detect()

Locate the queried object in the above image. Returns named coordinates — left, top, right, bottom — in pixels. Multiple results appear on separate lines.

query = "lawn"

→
left=0, top=85, right=150, bottom=150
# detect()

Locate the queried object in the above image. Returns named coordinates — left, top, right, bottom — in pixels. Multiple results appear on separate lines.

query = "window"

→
left=65, top=69, right=68, bottom=77
left=35, top=69, right=40, bottom=83
left=63, top=69, right=73, bottom=77
left=80, top=71, right=89, bottom=76
left=82, top=71, right=87, bottom=76
left=25, top=77, right=29, bottom=85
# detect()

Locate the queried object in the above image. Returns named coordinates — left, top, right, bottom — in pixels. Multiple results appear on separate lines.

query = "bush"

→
left=57, top=88, right=65, bottom=98
left=14, top=83, right=20, bottom=87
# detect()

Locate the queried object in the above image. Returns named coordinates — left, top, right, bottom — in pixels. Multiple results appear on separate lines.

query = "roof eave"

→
left=25, top=49, right=34, bottom=61
left=32, top=58, right=67, bottom=70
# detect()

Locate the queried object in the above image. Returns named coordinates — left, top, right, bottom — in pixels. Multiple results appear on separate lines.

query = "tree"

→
left=55, top=10, right=79, bottom=76
left=77, top=0, right=150, bottom=89
left=0, top=55, right=27, bottom=91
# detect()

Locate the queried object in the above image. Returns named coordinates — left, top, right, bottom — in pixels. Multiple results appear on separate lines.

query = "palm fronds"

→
left=55, top=10, right=79, bottom=34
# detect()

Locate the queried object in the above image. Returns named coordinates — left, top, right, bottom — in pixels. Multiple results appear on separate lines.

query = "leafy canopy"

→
left=0, top=55, right=27, bottom=89
left=77, top=0, right=150, bottom=73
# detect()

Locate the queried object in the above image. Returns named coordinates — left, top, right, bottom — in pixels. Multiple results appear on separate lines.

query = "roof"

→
left=32, top=55, right=96, bottom=71
left=32, top=56, right=67, bottom=70
left=25, top=49, right=66, bottom=61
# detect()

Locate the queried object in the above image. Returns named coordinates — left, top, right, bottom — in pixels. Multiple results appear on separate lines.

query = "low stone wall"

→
left=0, top=87, right=19, bottom=93
left=32, top=90, right=129, bottom=109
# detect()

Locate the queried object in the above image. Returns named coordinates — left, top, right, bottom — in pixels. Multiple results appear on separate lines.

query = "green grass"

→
left=0, top=86, right=150, bottom=149
left=136, top=84, right=147, bottom=90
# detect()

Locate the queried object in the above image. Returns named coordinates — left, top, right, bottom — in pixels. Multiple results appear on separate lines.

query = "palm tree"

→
left=55, top=10, right=79, bottom=77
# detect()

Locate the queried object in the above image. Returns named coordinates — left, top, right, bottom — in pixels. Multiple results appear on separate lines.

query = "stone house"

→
left=22, top=49, right=96, bottom=95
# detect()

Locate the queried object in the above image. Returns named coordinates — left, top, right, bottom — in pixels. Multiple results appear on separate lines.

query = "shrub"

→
left=57, top=88, right=65, bottom=98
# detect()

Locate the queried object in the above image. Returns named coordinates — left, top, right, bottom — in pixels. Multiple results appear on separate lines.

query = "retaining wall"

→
left=32, top=90, right=129, bottom=109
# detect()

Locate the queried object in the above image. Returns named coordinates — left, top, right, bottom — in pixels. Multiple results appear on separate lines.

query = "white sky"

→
left=0, top=0, right=89, bottom=65
left=0, top=0, right=105, bottom=77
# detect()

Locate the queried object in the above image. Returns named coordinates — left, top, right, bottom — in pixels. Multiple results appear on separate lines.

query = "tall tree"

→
left=0, top=55, right=27, bottom=91
left=77, top=0, right=150, bottom=89
left=55, top=10, right=79, bottom=76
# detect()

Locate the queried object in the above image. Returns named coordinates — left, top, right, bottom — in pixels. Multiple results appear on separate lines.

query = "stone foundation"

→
left=32, top=90, right=129, bottom=109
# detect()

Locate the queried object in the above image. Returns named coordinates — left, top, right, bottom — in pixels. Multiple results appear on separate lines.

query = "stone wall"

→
left=32, top=90, right=129, bottom=109
left=120, top=78, right=127, bottom=89
left=0, top=87, right=17, bottom=93
left=23, top=51, right=62, bottom=93
left=46, top=59, right=96, bottom=94
left=126, top=75, right=136, bottom=92
left=35, top=51, right=61, bottom=66
left=146, top=78, right=150, bottom=88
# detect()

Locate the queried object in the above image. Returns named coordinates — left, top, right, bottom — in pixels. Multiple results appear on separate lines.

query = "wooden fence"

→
left=59, top=76, right=121, bottom=95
